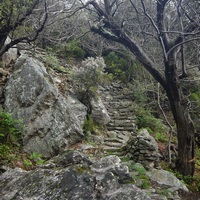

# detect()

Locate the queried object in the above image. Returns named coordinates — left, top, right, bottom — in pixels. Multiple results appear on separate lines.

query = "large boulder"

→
left=4, top=55, right=87, bottom=157
left=0, top=154, right=151, bottom=200
left=146, top=168, right=188, bottom=192
left=91, top=97, right=110, bottom=125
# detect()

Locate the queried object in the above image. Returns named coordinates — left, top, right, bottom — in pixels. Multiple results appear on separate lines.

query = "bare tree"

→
left=81, top=0, right=200, bottom=176
left=0, top=0, right=48, bottom=57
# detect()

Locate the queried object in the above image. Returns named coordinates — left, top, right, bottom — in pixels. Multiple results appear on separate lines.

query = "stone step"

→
left=103, top=141, right=124, bottom=147
left=107, top=107, right=134, bottom=112
left=108, top=104, right=133, bottom=109
left=108, top=115, right=135, bottom=120
left=108, top=109, right=134, bottom=113
left=108, top=122, right=134, bottom=128
left=106, top=104, right=132, bottom=110
left=109, top=119, right=136, bottom=124
left=117, top=133, right=132, bottom=142
left=110, top=97, right=132, bottom=101
left=107, top=126, right=134, bottom=131
left=100, top=145, right=125, bottom=153
left=109, top=119, right=134, bottom=123
left=104, top=138, right=124, bottom=143
left=111, top=115, right=136, bottom=120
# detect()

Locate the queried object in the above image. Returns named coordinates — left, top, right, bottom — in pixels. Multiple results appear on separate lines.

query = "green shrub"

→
left=29, top=152, right=45, bottom=165
left=0, top=111, right=24, bottom=166
left=190, top=92, right=200, bottom=102
left=131, top=83, right=148, bottom=104
left=65, top=40, right=86, bottom=59
left=0, top=112, right=23, bottom=145
left=134, top=106, right=166, bottom=133
left=23, top=159, right=33, bottom=168
left=141, top=179, right=150, bottom=189
left=83, top=115, right=95, bottom=133
left=104, top=51, right=134, bottom=82
left=154, top=132, right=168, bottom=143
left=44, top=48, right=61, bottom=70
left=72, top=57, right=112, bottom=111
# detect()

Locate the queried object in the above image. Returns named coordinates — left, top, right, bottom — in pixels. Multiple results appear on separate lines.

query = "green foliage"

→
left=23, top=159, right=33, bottom=168
left=0, top=111, right=23, bottom=145
left=153, top=132, right=168, bottom=143
left=129, top=162, right=147, bottom=175
left=104, top=51, right=134, bottom=82
left=190, top=92, right=200, bottom=102
left=76, top=164, right=91, bottom=174
left=128, top=162, right=150, bottom=189
left=0, top=111, right=24, bottom=166
left=83, top=115, right=95, bottom=134
left=134, top=105, right=166, bottom=133
left=72, top=57, right=112, bottom=108
left=65, top=40, right=86, bottom=59
left=0, top=111, right=44, bottom=169
left=128, top=161, right=136, bottom=171
left=140, top=179, right=150, bottom=189
left=156, top=189, right=173, bottom=198
left=131, top=82, right=148, bottom=104
left=0, top=0, right=45, bottom=53
left=29, top=152, right=45, bottom=165
left=44, top=48, right=61, bottom=70
left=22, top=152, right=45, bottom=170
left=0, top=0, right=33, bottom=26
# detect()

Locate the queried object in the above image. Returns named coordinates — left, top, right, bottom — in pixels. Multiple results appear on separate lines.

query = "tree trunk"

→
left=165, top=57, right=195, bottom=176
left=169, top=97, right=195, bottom=176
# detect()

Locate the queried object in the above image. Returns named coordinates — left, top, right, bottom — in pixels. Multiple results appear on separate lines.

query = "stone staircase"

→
left=99, top=81, right=137, bottom=152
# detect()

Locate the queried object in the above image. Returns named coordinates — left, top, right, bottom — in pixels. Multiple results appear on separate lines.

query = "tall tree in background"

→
left=81, top=0, right=200, bottom=176
left=0, top=0, right=48, bottom=56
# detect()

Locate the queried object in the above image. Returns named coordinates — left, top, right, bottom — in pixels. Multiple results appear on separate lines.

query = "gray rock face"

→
left=4, top=56, right=87, bottom=157
left=0, top=154, right=151, bottom=200
left=91, top=97, right=110, bottom=125
left=147, top=168, right=189, bottom=192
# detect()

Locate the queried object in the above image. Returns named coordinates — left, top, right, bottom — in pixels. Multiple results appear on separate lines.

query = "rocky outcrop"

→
left=0, top=153, right=151, bottom=200
left=91, top=97, right=110, bottom=125
left=4, top=55, right=87, bottom=157
left=0, top=151, right=189, bottom=200
left=146, top=168, right=188, bottom=192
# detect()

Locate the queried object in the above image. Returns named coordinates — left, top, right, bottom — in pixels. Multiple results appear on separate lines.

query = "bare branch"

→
left=167, top=37, right=200, bottom=56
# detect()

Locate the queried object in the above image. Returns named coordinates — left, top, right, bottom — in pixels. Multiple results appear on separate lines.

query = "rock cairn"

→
left=125, top=129, right=161, bottom=168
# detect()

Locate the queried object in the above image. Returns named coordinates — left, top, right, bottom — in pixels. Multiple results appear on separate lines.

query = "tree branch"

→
left=167, top=37, right=200, bottom=57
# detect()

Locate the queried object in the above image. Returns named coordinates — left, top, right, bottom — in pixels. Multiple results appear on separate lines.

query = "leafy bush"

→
left=44, top=48, right=61, bottom=70
left=131, top=82, right=148, bottom=104
left=0, top=112, right=23, bottom=145
left=72, top=57, right=112, bottom=112
left=83, top=115, right=95, bottom=134
left=29, top=152, right=45, bottom=165
left=154, top=132, right=168, bottom=143
left=65, top=40, right=86, bottom=59
left=0, top=111, right=24, bottom=166
left=104, top=51, right=134, bottom=82
left=190, top=92, right=200, bottom=102
left=134, top=106, right=166, bottom=133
